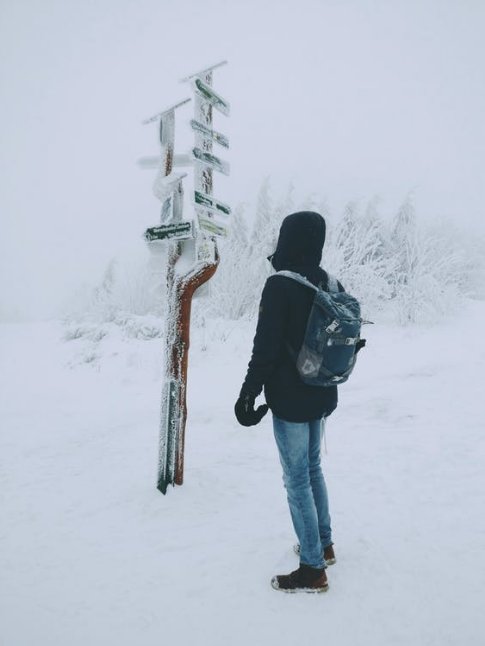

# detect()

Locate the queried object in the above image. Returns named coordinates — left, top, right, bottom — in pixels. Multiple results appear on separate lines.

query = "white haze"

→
left=1, top=0, right=484, bottom=320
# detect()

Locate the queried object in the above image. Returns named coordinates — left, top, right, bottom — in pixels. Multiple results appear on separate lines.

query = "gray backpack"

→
left=277, top=270, right=364, bottom=386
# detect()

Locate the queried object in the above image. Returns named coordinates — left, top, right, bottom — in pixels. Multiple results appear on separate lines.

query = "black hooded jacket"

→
left=241, top=211, right=343, bottom=423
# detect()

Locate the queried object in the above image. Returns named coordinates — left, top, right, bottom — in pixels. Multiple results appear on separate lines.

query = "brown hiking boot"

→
left=323, top=544, right=336, bottom=564
left=293, top=543, right=337, bottom=565
left=271, top=564, right=329, bottom=593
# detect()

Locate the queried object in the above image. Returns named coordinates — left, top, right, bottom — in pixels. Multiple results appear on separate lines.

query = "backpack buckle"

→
left=326, top=320, right=339, bottom=334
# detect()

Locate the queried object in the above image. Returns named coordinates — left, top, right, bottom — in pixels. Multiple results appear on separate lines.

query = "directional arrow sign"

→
left=193, top=78, right=230, bottom=116
left=190, top=120, right=229, bottom=148
left=192, top=148, right=230, bottom=175
left=194, top=191, right=231, bottom=216
left=139, top=154, right=192, bottom=169
left=198, top=215, right=227, bottom=237
left=145, top=221, right=194, bottom=242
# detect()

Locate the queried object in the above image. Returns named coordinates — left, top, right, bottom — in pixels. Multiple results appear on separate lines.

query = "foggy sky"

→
left=1, top=0, right=484, bottom=319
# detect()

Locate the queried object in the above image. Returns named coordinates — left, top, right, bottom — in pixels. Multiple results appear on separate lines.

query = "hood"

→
left=269, top=211, right=326, bottom=272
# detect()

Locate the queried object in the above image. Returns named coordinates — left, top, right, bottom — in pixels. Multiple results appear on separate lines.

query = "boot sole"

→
left=293, top=544, right=336, bottom=565
left=271, top=577, right=329, bottom=593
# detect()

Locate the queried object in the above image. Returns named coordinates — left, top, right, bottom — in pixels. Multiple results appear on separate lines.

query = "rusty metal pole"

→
left=174, top=67, right=211, bottom=485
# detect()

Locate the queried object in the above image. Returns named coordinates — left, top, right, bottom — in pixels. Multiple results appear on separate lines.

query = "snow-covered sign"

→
left=139, top=155, right=192, bottom=170
left=142, top=98, right=191, bottom=125
left=192, top=78, right=230, bottom=116
left=145, top=221, right=194, bottom=242
left=194, top=190, right=231, bottom=216
left=180, top=59, right=228, bottom=82
left=197, top=214, right=227, bottom=237
left=192, top=147, right=230, bottom=175
left=190, top=119, right=229, bottom=149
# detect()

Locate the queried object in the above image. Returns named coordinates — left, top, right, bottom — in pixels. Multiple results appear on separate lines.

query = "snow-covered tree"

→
left=64, top=181, right=485, bottom=334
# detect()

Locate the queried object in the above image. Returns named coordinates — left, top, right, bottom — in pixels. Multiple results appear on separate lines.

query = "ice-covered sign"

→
left=142, top=99, right=191, bottom=125
left=139, top=155, right=191, bottom=170
left=190, top=119, right=229, bottom=149
left=145, top=221, right=194, bottom=242
left=192, top=78, right=230, bottom=116
left=194, top=191, right=231, bottom=216
left=192, top=148, right=230, bottom=175
left=198, top=214, right=227, bottom=237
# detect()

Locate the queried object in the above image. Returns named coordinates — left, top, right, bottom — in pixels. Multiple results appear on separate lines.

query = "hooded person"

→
left=235, top=211, right=342, bottom=593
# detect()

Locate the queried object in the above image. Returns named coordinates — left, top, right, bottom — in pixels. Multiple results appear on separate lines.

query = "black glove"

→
left=356, top=339, right=366, bottom=354
left=235, top=391, right=269, bottom=427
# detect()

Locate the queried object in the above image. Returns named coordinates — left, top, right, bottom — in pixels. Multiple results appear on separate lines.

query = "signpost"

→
left=192, top=148, right=230, bottom=175
left=145, top=221, right=194, bottom=242
left=140, top=61, right=230, bottom=494
left=190, top=120, right=229, bottom=148
left=193, top=78, right=230, bottom=116
left=194, top=191, right=231, bottom=216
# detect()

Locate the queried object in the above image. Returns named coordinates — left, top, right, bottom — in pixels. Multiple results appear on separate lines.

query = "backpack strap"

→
left=275, top=271, right=314, bottom=366
left=275, top=270, right=318, bottom=292
left=276, top=270, right=340, bottom=293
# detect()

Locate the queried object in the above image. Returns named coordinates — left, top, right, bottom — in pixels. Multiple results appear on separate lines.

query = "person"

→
left=234, top=211, right=343, bottom=594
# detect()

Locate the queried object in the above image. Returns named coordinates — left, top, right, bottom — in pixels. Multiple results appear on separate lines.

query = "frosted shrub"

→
left=206, top=179, right=293, bottom=320
left=63, top=249, right=168, bottom=339
left=206, top=205, right=261, bottom=320
left=385, top=199, right=472, bottom=324
left=323, top=200, right=394, bottom=319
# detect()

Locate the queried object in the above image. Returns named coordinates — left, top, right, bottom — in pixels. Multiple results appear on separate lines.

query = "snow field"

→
left=1, top=302, right=484, bottom=646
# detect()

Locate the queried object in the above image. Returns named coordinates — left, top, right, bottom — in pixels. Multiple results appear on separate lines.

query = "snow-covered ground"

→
left=1, top=303, right=484, bottom=646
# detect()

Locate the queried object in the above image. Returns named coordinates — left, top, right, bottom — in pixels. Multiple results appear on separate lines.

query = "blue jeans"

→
left=272, top=415, right=332, bottom=569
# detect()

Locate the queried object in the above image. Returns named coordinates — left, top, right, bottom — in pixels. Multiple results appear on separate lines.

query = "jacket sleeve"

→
left=241, top=276, right=288, bottom=397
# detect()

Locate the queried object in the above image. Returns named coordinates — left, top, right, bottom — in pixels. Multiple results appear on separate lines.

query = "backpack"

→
left=276, top=270, right=364, bottom=387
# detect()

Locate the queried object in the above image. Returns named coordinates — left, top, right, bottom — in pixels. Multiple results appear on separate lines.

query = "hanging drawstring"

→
left=321, top=417, right=328, bottom=455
